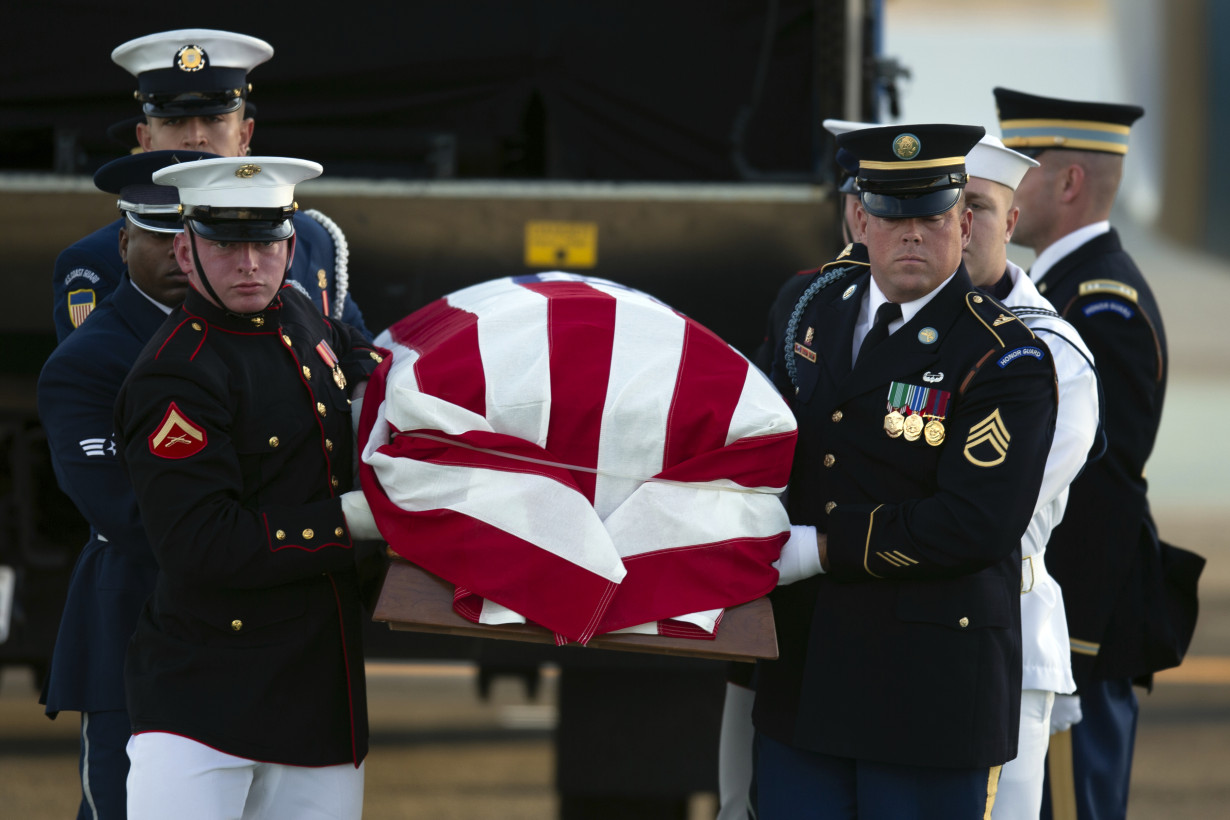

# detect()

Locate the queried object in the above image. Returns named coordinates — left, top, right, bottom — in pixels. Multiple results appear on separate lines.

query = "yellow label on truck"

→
left=525, top=220, right=598, bottom=269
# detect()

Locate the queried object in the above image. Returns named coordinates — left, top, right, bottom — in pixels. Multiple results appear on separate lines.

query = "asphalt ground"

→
left=2, top=219, right=1227, bottom=819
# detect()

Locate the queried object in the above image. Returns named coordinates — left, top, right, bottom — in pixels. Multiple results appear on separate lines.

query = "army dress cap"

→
left=994, top=87, right=1144, bottom=156
left=93, top=149, right=218, bottom=233
left=966, top=134, right=1039, bottom=192
left=112, top=29, right=273, bottom=118
left=153, top=156, right=322, bottom=242
left=836, top=123, right=984, bottom=218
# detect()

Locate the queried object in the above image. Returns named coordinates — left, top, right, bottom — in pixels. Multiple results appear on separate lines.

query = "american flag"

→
left=358, top=273, right=796, bottom=645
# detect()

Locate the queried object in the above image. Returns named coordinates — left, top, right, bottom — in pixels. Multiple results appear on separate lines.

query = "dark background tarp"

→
left=1, top=0, right=831, bottom=181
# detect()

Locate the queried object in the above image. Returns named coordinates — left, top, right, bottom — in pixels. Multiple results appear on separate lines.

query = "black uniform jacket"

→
left=754, top=255, right=1058, bottom=769
left=1036, top=228, right=1201, bottom=686
left=114, top=284, right=383, bottom=767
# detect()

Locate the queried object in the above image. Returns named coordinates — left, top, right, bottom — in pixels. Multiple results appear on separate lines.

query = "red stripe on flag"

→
left=383, top=428, right=583, bottom=495
left=389, top=299, right=487, bottom=418
left=369, top=495, right=618, bottom=643
left=519, top=280, right=616, bottom=503
left=593, top=532, right=785, bottom=635
left=663, top=322, right=748, bottom=469
left=656, top=430, right=797, bottom=489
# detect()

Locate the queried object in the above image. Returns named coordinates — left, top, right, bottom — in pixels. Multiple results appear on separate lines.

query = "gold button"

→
left=191, top=322, right=202, bottom=331
left=369, top=351, right=383, bottom=363
left=331, top=476, right=339, bottom=489
left=972, top=295, right=984, bottom=304
left=269, top=436, right=279, bottom=448
left=231, top=619, right=243, bottom=632
left=276, top=529, right=286, bottom=540
left=302, top=365, right=312, bottom=380
left=335, top=527, right=345, bottom=537
left=824, top=501, right=837, bottom=514
left=959, top=617, right=970, bottom=628
left=282, top=334, right=293, bottom=347
left=317, top=269, right=328, bottom=288
left=252, top=316, right=265, bottom=327
left=325, top=439, right=334, bottom=452
left=831, top=410, right=843, bottom=423
left=823, top=454, right=836, bottom=468
left=303, top=528, right=315, bottom=540
left=317, top=402, right=327, bottom=416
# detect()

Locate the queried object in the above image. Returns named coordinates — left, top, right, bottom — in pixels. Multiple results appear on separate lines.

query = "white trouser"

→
left=992, top=689, right=1055, bottom=820
left=126, top=732, right=364, bottom=820
left=717, top=681, right=756, bottom=820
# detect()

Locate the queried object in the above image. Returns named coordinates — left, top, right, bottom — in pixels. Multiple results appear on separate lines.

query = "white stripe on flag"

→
left=592, top=289, right=685, bottom=521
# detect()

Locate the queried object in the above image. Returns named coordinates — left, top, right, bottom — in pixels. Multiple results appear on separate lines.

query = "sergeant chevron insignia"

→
left=963, top=408, right=1010, bottom=467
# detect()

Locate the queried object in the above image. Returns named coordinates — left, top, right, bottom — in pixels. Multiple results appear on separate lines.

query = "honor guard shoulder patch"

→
left=1081, top=299, right=1136, bottom=320
left=148, top=402, right=207, bottom=459
left=1079, top=279, right=1138, bottom=303
left=997, top=346, right=1046, bottom=368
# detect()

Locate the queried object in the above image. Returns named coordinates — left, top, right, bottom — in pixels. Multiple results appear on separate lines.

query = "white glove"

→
left=1050, top=693, right=1083, bottom=734
left=341, top=490, right=381, bottom=541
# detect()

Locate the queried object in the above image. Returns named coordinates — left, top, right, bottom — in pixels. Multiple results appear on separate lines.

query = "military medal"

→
left=315, top=339, right=347, bottom=389
left=921, top=388, right=951, bottom=447
left=903, top=413, right=924, bottom=441
left=884, top=382, right=910, bottom=438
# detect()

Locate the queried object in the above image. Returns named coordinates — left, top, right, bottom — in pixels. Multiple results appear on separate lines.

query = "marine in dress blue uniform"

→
left=752, top=124, right=1059, bottom=819
left=114, top=156, right=385, bottom=820
left=995, top=88, right=1203, bottom=820
left=39, top=149, right=215, bottom=819
left=52, top=28, right=371, bottom=342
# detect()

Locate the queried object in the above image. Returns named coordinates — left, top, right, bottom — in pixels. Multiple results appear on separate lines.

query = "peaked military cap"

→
left=994, top=87, right=1144, bottom=156
left=836, top=123, right=984, bottom=218
left=112, top=29, right=273, bottom=118
left=93, top=150, right=218, bottom=233
left=966, top=134, right=1039, bottom=192
left=153, top=156, right=322, bottom=242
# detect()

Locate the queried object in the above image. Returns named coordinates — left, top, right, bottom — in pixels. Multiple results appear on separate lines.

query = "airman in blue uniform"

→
left=52, top=28, right=370, bottom=342
left=39, top=149, right=216, bottom=819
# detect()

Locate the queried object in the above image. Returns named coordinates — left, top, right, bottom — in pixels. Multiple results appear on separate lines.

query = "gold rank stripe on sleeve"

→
left=1078, top=279, right=1139, bottom=303
left=875, top=550, right=919, bottom=568
left=1069, top=638, right=1101, bottom=657
left=963, top=408, right=1011, bottom=468
left=863, top=504, right=885, bottom=578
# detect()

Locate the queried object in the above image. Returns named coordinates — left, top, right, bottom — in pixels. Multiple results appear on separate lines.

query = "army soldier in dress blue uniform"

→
left=995, top=88, right=1204, bottom=820
left=38, top=149, right=214, bottom=820
left=753, top=123, right=1059, bottom=819
left=52, top=28, right=371, bottom=342
left=114, top=156, right=385, bottom=820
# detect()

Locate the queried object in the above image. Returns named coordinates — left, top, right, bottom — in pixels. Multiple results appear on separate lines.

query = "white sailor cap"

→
left=153, top=156, right=322, bottom=242
left=112, top=29, right=274, bottom=118
left=966, top=134, right=1040, bottom=191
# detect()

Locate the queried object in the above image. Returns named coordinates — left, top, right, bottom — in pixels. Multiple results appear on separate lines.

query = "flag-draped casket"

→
left=358, top=273, right=797, bottom=645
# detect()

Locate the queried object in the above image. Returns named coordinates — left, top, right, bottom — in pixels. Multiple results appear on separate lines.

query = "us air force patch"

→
left=964, top=408, right=1010, bottom=467
left=149, top=402, right=207, bottom=459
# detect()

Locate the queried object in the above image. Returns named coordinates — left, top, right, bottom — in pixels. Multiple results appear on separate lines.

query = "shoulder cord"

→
left=1007, top=304, right=1107, bottom=466
left=302, top=209, right=350, bottom=320
left=784, top=267, right=851, bottom=389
